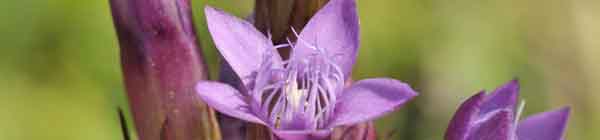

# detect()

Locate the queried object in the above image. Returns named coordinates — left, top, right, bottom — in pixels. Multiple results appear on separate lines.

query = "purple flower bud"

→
left=109, top=0, right=220, bottom=139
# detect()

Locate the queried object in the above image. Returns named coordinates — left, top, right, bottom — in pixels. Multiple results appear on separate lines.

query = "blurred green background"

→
left=1, top=0, right=598, bottom=139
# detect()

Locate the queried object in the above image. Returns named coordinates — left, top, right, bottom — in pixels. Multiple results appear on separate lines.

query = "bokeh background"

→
left=1, top=0, right=598, bottom=139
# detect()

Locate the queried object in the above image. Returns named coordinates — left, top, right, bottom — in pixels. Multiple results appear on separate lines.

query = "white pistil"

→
left=286, top=81, right=305, bottom=112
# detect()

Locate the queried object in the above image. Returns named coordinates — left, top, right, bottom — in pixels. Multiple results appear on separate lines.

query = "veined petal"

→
left=480, top=79, right=519, bottom=116
left=204, top=6, right=282, bottom=87
left=330, top=78, right=418, bottom=127
left=516, top=107, right=571, bottom=140
left=445, top=91, right=486, bottom=140
left=293, top=0, right=359, bottom=78
left=195, top=81, right=265, bottom=125
left=466, top=110, right=513, bottom=140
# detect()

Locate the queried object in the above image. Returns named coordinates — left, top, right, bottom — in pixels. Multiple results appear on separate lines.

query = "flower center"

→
left=249, top=39, right=345, bottom=130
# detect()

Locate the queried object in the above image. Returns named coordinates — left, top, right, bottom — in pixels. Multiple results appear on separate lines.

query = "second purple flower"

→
left=445, top=80, right=571, bottom=140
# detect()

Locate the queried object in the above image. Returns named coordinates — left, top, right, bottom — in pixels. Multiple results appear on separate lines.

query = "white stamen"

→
left=249, top=28, right=345, bottom=130
left=510, top=100, right=526, bottom=140
left=515, top=100, right=526, bottom=124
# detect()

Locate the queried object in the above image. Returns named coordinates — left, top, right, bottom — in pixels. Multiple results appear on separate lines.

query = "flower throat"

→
left=249, top=37, right=345, bottom=130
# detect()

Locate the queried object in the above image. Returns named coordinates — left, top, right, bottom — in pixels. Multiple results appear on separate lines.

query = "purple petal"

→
left=466, top=110, right=513, bottom=140
left=445, top=91, right=486, bottom=140
left=204, top=6, right=282, bottom=87
left=516, top=107, right=571, bottom=140
left=292, top=0, right=359, bottom=78
left=330, top=78, right=418, bottom=127
left=195, top=81, right=265, bottom=125
left=480, top=79, right=519, bottom=115
left=272, top=129, right=332, bottom=140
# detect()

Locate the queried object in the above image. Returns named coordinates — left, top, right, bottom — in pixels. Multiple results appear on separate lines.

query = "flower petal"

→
left=195, top=81, right=265, bottom=125
left=329, top=78, right=418, bottom=127
left=516, top=107, right=571, bottom=140
left=480, top=79, right=519, bottom=115
left=293, top=0, right=359, bottom=78
left=445, top=91, right=485, bottom=140
left=204, top=6, right=282, bottom=87
left=466, top=110, right=513, bottom=140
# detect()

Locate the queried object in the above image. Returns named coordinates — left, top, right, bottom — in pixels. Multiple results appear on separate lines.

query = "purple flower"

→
left=445, top=80, right=571, bottom=140
left=195, top=0, right=418, bottom=139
